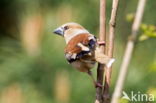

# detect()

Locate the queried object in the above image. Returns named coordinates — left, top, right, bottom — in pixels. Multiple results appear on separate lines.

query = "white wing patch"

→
left=71, top=53, right=77, bottom=59
left=77, top=43, right=90, bottom=51
left=65, top=53, right=77, bottom=59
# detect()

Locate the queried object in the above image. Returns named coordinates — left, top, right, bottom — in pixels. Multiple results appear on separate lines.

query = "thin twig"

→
left=95, top=0, right=106, bottom=103
left=111, top=0, right=146, bottom=103
left=103, top=0, right=119, bottom=102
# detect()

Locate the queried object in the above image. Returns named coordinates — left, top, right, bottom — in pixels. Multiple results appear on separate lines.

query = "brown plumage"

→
left=53, top=22, right=115, bottom=87
left=65, top=33, right=90, bottom=54
left=65, top=33, right=96, bottom=72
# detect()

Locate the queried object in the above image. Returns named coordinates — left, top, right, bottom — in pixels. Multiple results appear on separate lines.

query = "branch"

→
left=103, top=0, right=119, bottom=102
left=95, top=0, right=106, bottom=102
left=111, top=0, right=146, bottom=103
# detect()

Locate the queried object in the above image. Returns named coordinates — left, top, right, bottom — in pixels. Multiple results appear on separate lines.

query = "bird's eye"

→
left=64, top=26, right=69, bottom=30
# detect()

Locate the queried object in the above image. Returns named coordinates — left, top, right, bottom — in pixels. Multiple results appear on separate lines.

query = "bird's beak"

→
left=53, top=27, right=64, bottom=36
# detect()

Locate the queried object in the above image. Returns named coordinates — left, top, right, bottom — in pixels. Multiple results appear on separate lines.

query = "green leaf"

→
left=126, top=13, right=135, bottom=22
left=139, top=34, right=149, bottom=41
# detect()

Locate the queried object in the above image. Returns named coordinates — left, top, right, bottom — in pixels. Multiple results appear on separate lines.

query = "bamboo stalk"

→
left=111, top=0, right=146, bottom=103
left=95, top=0, right=106, bottom=102
left=102, top=0, right=119, bottom=102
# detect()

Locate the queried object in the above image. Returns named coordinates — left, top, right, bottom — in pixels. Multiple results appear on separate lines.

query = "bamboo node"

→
left=109, top=21, right=116, bottom=27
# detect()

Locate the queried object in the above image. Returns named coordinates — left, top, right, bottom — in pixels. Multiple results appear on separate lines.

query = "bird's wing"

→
left=64, top=33, right=96, bottom=63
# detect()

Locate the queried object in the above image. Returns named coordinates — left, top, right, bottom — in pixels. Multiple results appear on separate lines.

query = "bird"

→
left=53, top=22, right=115, bottom=88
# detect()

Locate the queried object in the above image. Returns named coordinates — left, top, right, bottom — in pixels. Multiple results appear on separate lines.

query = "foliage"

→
left=139, top=24, right=156, bottom=41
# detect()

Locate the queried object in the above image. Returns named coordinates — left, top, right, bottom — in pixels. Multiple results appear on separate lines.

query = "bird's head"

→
left=53, top=22, right=89, bottom=43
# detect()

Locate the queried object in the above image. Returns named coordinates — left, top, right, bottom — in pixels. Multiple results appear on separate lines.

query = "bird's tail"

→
left=94, top=47, right=115, bottom=68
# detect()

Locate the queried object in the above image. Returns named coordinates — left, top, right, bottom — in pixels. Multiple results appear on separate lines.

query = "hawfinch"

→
left=53, top=22, right=115, bottom=87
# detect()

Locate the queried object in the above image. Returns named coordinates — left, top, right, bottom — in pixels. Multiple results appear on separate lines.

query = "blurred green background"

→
left=0, top=0, right=156, bottom=103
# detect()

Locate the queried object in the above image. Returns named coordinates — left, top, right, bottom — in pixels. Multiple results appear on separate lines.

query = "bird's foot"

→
left=97, top=40, right=105, bottom=46
left=95, top=82, right=103, bottom=88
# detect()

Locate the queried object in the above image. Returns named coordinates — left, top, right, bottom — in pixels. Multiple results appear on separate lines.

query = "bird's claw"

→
left=95, top=82, right=103, bottom=88
left=97, top=40, right=105, bottom=46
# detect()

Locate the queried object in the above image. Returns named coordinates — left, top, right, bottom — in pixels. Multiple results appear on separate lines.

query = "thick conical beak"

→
left=53, top=27, right=64, bottom=36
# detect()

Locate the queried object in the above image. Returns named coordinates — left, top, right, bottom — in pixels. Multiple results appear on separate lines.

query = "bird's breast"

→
left=70, top=58, right=96, bottom=72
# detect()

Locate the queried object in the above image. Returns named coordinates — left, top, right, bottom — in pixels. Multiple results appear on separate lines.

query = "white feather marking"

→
left=77, top=43, right=90, bottom=51
left=71, top=53, right=77, bottom=59
left=88, top=35, right=95, bottom=40
left=88, top=53, right=92, bottom=55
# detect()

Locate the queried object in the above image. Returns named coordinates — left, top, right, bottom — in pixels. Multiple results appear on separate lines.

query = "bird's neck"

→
left=64, top=29, right=89, bottom=44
